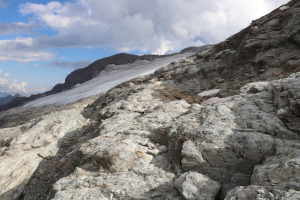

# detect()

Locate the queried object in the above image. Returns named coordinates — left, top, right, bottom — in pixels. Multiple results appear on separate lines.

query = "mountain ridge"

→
left=0, top=47, right=203, bottom=111
left=0, top=94, right=20, bottom=106
left=0, top=1, right=299, bottom=199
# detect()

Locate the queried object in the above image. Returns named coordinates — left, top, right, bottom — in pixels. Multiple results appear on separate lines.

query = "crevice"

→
left=18, top=120, right=101, bottom=200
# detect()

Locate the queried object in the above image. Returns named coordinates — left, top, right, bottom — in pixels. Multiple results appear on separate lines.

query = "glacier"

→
left=25, top=52, right=193, bottom=107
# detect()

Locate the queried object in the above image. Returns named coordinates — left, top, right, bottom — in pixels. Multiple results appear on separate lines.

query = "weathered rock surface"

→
left=174, top=171, right=221, bottom=200
left=225, top=185, right=276, bottom=200
left=0, top=0, right=299, bottom=199
left=0, top=96, right=98, bottom=200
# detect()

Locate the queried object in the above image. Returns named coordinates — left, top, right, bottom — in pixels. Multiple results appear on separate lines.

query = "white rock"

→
left=0, top=100, right=92, bottom=200
left=147, top=149, right=160, bottom=156
left=147, top=142, right=156, bottom=149
left=157, top=145, right=167, bottom=152
left=251, top=26, right=259, bottom=33
left=2, top=137, right=12, bottom=146
left=280, top=6, right=290, bottom=11
left=198, top=89, right=220, bottom=98
left=202, top=96, right=232, bottom=104
left=225, top=186, right=275, bottom=200
left=174, top=172, right=221, bottom=200
left=181, top=140, right=207, bottom=171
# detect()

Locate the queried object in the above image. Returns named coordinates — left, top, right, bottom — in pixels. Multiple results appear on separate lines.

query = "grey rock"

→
left=53, top=188, right=109, bottom=200
left=197, top=89, right=220, bottom=98
left=272, top=189, right=300, bottom=200
left=279, top=6, right=290, bottom=11
left=181, top=140, right=208, bottom=171
left=174, top=172, right=221, bottom=200
left=0, top=97, right=95, bottom=200
left=157, top=145, right=167, bottom=152
left=225, top=185, right=275, bottom=200
left=147, top=148, right=160, bottom=156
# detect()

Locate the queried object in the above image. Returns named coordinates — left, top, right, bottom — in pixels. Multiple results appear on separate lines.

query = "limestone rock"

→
left=0, top=98, right=94, bottom=200
left=197, top=89, right=220, bottom=98
left=157, top=145, right=167, bottom=152
left=181, top=140, right=208, bottom=171
left=280, top=6, right=290, bottom=11
left=174, top=172, right=221, bottom=200
left=225, top=185, right=275, bottom=200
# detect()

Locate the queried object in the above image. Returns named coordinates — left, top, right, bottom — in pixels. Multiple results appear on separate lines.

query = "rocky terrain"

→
left=0, top=0, right=299, bottom=199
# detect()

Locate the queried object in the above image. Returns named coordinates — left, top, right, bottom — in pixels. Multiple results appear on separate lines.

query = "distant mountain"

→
left=0, top=47, right=204, bottom=111
left=0, top=94, right=20, bottom=106
left=0, top=92, right=12, bottom=98
left=25, top=52, right=194, bottom=107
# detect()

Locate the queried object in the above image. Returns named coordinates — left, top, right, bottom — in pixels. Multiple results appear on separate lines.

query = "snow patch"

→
left=25, top=53, right=193, bottom=107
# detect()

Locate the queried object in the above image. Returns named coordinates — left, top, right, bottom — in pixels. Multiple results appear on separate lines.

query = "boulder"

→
left=174, top=172, right=221, bottom=200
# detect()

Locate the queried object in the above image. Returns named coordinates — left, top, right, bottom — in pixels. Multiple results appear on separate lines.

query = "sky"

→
left=0, top=0, right=289, bottom=96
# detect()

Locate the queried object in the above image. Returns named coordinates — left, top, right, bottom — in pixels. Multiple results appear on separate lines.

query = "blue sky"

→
left=0, top=0, right=288, bottom=95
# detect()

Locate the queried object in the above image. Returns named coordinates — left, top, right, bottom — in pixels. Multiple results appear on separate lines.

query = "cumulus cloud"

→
left=0, top=79, right=46, bottom=95
left=0, top=0, right=289, bottom=63
left=0, top=37, right=55, bottom=62
left=0, top=78, right=8, bottom=85
left=0, top=70, right=30, bottom=94
left=8, top=80, right=28, bottom=94
left=50, top=60, right=91, bottom=68
left=18, top=0, right=288, bottom=55
left=0, top=49, right=54, bottom=63
left=29, top=86, right=47, bottom=94
left=0, top=79, right=28, bottom=94
left=0, top=22, right=36, bottom=35
left=3, top=73, right=10, bottom=77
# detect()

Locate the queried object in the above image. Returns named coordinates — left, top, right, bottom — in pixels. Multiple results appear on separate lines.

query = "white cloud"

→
left=0, top=0, right=289, bottom=64
left=118, top=47, right=131, bottom=52
left=0, top=49, right=54, bottom=63
left=0, top=78, right=8, bottom=85
left=0, top=69, right=2, bottom=74
left=29, top=86, right=47, bottom=94
left=49, top=60, right=91, bottom=68
left=3, top=73, right=10, bottom=77
left=8, top=80, right=28, bottom=94
left=153, top=41, right=175, bottom=55
left=18, top=0, right=288, bottom=55
left=0, top=22, right=36, bottom=35
left=0, top=37, right=55, bottom=62
left=20, top=1, right=83, bottom=29
left=0, top=79, right=40, bottom=95
left=0, top=72, right=30, bottom=94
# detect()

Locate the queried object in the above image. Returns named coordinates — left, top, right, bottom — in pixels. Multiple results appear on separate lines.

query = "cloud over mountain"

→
left=50, top=60, right=91, bottom=69
left=0, top=0, right=289, bottom=63
left=0, top=69, right=30, bottom=95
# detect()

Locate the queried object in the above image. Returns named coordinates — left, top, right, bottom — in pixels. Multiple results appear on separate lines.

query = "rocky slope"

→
left=0, top=0, right=299, bottom=199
